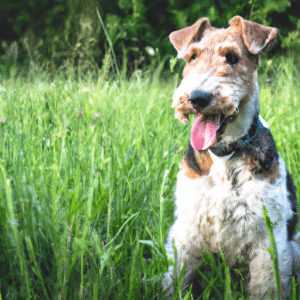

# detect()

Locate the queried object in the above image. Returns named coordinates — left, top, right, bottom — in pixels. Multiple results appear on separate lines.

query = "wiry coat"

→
left=162, top=16, right=300, bottom=299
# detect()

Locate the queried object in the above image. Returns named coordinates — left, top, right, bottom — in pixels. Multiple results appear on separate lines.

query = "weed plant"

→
left=0, top=59, right=299, bottom=299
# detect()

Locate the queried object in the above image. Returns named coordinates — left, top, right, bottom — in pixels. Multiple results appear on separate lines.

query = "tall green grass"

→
left=0, top=59, right=299, bottom=299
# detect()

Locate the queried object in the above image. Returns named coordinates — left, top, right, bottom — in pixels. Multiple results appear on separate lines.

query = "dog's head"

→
left=170, top=16, right=278, bottom=151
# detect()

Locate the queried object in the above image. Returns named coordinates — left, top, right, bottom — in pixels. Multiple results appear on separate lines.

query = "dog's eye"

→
left=225, top=52, right=239, bottom=65
left=189, top=53, right=197, bottom=62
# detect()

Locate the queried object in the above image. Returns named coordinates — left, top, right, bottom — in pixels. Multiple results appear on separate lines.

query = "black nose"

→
left=188, top=90, right=212, bottom=109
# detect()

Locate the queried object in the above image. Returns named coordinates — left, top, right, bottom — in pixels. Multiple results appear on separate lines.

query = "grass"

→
left=0, top=59, right=299, bottom=299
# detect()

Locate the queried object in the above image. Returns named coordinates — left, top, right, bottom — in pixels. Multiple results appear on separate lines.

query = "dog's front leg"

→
left=162, top=223, right=201, bottom=297
left=248, top=247, right=277, bottom=299
left=248, top=238, right=293, bottom=300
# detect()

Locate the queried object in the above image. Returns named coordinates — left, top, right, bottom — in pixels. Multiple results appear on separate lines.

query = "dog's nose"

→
left=188, top=90, right=212, bottom=109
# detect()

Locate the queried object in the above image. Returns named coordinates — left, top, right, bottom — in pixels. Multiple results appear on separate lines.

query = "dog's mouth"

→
left=191, top=113, right=228, bottom=150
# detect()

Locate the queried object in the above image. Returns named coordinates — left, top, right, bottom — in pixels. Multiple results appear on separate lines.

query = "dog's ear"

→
left=169, top=18, right=212, bottom=55
left=230, top=16, right=278, bottom=54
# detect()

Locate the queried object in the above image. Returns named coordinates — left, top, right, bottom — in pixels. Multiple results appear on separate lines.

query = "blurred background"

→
left=0, top=0, right=299, bottom=76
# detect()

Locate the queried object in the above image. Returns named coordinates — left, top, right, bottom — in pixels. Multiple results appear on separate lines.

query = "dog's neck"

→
left=222, top=79, right=260, bottom=143
left=209, top=115, right=263, bottom=157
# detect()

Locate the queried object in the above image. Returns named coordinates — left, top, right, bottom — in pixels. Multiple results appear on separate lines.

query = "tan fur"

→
left=171, top=93, right=196, bottom=124
left=180, top=149, right=213, bottom=179
left=246, top=154, right=280, bottom=184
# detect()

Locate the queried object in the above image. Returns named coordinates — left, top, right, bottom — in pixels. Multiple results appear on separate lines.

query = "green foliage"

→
left=282, top=18, right=300, bottom=52
left=0, top=59, right=299, bottom=299
left=0, top=0, right=299, bottom=73
left=0, top=0, right=101, bottom=74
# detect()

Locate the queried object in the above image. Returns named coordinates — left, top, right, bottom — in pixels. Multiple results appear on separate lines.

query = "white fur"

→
left=259, top=115, right=270, bottom=129
left=163, top=151, right=300, bottom=298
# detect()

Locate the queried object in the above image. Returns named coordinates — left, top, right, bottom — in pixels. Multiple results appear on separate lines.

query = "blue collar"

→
left=242, top=115, right=267, bottom=144
left=209, top=115, right=268, bottom=157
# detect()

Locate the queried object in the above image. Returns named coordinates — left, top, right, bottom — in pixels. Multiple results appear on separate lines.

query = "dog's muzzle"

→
left=188, top=90, right=213, bottom=110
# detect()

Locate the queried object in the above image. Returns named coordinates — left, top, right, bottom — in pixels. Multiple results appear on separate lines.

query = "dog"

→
left=162, top=16, right=300, bottom=299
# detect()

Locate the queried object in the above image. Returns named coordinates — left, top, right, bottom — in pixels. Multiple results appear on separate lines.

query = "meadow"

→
left=0, top=58, right=299, bottom=299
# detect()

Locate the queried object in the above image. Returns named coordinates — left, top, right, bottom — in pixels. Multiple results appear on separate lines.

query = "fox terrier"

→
left=162, top=15, right=300, bottom=299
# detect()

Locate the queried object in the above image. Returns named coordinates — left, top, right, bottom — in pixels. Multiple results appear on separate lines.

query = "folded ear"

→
left=169, top=18, right=212, bottom=56
left=230, top=16, right=278, bottom=54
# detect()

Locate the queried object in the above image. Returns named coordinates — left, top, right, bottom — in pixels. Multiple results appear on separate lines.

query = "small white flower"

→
left=82, top=87, right=90, bottom=92
left=145, top=46, right=155, bottom=56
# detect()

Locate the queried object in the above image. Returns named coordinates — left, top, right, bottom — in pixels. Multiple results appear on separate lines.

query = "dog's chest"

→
left=175, top=153, right=270, bottom=255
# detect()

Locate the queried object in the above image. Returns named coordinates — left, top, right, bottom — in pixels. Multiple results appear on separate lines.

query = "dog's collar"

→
left=241, top=115, right=266, bottom=144
left=209, top=115, right=268, bottom=157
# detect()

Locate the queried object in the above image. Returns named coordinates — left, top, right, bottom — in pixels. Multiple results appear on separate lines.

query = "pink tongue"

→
left=191, top=114, right=220, bottom=150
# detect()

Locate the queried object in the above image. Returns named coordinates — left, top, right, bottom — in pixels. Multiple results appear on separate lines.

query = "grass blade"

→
left=96, top=7, right=120, bottom=77
left=263, top=205, right=281, bottom=300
